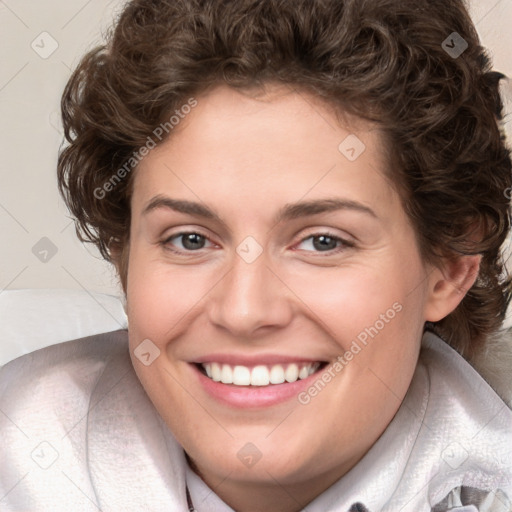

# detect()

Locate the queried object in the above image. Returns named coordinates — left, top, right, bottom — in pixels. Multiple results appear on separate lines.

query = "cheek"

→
left=126, top=250, right=214, bottom=341
left=284, top=255, right=425, bottom=343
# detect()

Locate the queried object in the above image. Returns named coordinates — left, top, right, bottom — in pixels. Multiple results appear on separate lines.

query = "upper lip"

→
left=192, top=354, right=326, bottom=366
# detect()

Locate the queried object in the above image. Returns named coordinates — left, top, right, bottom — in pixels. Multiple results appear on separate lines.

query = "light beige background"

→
left=0, top=0, right=511, bottom=297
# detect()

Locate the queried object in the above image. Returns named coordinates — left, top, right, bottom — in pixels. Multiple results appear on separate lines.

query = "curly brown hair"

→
left=57, top=0, right=512, bottom=359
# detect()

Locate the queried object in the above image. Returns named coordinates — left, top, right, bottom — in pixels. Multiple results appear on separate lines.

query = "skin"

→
left=121, top=83, right=480, bottom=512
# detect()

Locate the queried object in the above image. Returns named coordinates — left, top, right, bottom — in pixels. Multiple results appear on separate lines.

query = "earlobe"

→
left=424, top=254, right=481, bottom=322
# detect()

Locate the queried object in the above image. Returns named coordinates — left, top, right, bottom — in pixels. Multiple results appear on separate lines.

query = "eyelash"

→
left=160, top=230, right=354, bottom=256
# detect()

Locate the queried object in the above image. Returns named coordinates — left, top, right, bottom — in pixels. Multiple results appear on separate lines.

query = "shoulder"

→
left=416, top=331, right=512, bottom=510
left=468, top=327, right=512, bottom=406
left=420, top=330, right=512, bottom=415
left=0, top=329, right=130, bottom=399
left=0, top=330, right=133, bottom=510
left=0, top=328, right=132, bottom=445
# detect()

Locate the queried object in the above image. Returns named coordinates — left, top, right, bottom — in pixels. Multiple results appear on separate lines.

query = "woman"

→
left=1, top=0, right=511, bottom=510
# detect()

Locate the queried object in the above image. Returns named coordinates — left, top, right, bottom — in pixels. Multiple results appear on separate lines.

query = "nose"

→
left=207, top=247, right=294, bottom=339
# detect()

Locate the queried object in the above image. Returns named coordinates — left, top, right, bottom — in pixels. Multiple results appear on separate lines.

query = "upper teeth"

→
left=201, top=362, right=321, bottom=386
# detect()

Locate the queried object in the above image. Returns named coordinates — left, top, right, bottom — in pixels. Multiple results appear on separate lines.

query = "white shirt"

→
left=0, top=329, right=510, bottom=511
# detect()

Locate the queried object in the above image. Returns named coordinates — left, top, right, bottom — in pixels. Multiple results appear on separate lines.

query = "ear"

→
left=424, top=254, right=481, bottom=322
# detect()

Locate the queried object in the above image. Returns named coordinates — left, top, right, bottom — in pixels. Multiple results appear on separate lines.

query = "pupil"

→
left=183, top=233, right=204, bottom=250
left=313, top=235, right=336, bottom=251
left=181, top=234, right=337, bottom=251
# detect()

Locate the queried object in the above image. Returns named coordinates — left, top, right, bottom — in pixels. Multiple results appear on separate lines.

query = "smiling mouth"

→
left=196, top=361, right=328, bottom=386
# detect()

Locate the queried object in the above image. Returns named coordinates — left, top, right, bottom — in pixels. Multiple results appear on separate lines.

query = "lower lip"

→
left=191, top=364, right=324, bottom=408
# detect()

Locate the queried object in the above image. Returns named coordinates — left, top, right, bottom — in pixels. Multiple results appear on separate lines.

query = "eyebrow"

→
left=142, top=194, right=377, bottom=224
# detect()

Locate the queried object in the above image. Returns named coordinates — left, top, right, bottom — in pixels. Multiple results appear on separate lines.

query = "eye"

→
left=295, top=231, right=353, bottom=254
left=161, top=231, right=215, bottom=253
left=160, top=230, right=353, bottom=256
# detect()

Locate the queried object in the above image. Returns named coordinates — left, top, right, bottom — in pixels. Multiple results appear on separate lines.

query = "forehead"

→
left=132, top=84, right=399, bottom=222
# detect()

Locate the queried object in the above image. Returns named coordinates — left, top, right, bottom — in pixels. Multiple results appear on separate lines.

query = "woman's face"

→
left=125, top=84, right=439, bottom=503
